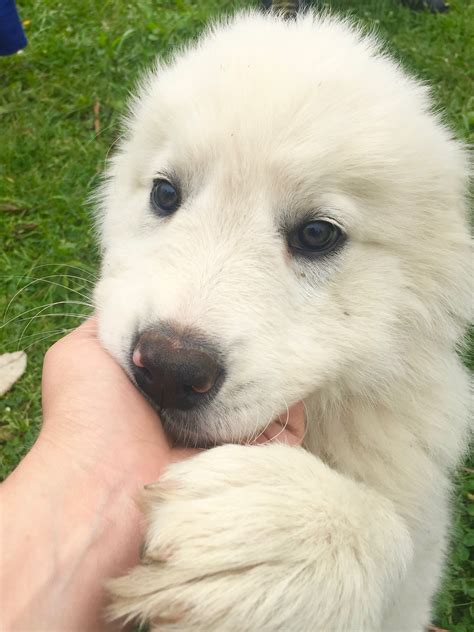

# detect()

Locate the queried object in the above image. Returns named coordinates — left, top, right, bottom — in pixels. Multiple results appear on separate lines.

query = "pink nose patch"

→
left=132, top=347, right=144, bottom=367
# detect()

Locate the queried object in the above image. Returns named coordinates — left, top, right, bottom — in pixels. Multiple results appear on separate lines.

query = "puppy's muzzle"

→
left=131, top=325, right=224, bottom=411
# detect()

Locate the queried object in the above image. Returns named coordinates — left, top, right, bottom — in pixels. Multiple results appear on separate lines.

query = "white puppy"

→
left=94, top=9, right=472, bottom=631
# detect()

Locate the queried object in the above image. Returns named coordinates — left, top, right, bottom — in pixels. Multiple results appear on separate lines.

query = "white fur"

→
left=95, top=10, right=472, bottom=631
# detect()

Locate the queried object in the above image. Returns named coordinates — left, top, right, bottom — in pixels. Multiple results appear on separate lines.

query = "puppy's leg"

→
left=108, top=444, right=413, bottom=631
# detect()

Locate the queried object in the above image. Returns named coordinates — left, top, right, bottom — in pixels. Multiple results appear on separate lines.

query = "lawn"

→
left=0, top=0, right=472, bottom=629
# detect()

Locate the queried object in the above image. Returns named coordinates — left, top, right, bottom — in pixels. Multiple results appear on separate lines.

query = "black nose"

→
left=131, top=326, right=224, bottom=411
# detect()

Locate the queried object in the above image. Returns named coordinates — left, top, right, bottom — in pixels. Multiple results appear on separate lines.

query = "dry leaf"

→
left=0, top=351, right=27, bottom=397
left=0, top=202, right=26, bottom=213
left=12, top=222, right=38, bottom=237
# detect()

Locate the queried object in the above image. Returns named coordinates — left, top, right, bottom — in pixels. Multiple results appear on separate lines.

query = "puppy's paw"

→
left=108, top=444, right=412, bottom=631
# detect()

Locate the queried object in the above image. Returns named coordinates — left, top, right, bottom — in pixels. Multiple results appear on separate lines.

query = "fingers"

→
left=254, top=401, right=305, bottom=446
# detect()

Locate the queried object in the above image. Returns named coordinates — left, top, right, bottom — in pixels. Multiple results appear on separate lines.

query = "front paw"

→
left=108, top=444, right=412, bottom=631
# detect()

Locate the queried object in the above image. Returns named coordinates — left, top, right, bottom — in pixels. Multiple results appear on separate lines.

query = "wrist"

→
left=1, top=435, right=145, bottom=631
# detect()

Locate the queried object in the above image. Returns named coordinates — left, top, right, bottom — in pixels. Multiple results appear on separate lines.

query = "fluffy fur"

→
left=94, top=9, right=472, bottom=631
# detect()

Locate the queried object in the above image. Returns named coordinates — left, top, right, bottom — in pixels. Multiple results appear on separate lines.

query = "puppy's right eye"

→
left=288, top=220, right=345, bottom=258
left=150, top=179, right=180, bottom=216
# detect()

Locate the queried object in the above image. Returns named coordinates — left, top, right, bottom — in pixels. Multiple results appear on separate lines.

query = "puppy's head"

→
left=95, top=12, right=471, bottom=445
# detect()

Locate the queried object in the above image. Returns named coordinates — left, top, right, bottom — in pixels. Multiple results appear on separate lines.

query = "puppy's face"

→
left=95, top=13, right=470, bottom=445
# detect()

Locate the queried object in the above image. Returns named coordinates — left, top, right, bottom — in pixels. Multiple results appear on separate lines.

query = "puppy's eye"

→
left=150, top=179, right=180, bottom=216
left=289, top=220, right=345, bottom=257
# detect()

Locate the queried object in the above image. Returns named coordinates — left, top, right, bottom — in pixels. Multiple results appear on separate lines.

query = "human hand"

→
left=3, top=318, right=185, bottom=631
left=1, top=318, right=305, bottom=631
left=40, top=317, right=304, bottom=474
left=40, top=317, right=197, bottom=486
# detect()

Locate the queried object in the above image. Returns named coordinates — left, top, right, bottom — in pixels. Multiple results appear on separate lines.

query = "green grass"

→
left=0, top=1, right=472, bottom=629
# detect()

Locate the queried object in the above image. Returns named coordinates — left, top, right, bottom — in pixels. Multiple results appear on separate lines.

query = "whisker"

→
left=7, top=328, right=70, bottom=348
left=1, top=273, right=96, bottom=287
left=105, top=134, right=123, bottom=161
left=1, top=300, right=93, bottom=330
left=21, top=328, right=76, bottom=352
left=258, top=398, right=291, bottom=446
left=247, top=405, right=276, bottom=445
left=14, top=312, right=91, bottom=325
left=245, top=410, right=261, bottom=445
left=28, top=263, right=99, bottom=281
left=18, top=304, right=89, bottom=348
left=4, top=275, right=94, bottom=319
left=243, top=406, right=261, bottom=445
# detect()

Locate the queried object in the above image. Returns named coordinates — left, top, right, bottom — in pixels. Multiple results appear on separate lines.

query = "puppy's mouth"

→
left=155, top=399, right=305, bottom=449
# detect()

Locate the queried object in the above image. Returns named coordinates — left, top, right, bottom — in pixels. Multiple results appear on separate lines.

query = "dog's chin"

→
left=159, top=405, right=268, bottom=449
left=135, top=389, right=275, bottom=448
left=155, top=401, right=304, bottom=449
left=160, top=408, right=226, bottom=449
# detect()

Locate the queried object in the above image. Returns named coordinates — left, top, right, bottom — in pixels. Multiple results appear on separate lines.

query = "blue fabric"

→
left=0, top=0, right=27, bottom=56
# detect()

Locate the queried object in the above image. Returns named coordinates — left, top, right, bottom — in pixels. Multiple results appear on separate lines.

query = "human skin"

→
left=0, top=318, right=304, bottom=631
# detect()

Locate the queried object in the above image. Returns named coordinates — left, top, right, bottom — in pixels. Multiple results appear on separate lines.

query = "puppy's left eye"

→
left=289, top=220, right=345, bottom=257
left=150, top=179, right=180, bottom=216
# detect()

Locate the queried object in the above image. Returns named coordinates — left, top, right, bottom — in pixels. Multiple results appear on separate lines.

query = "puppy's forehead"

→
left=151, top=26, right=382, bottom=146
left=132, top=14, right=426, bottom=192
left=123, top=11, right=463, bottom=235
left=157, top=14, right=390, bottom=121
